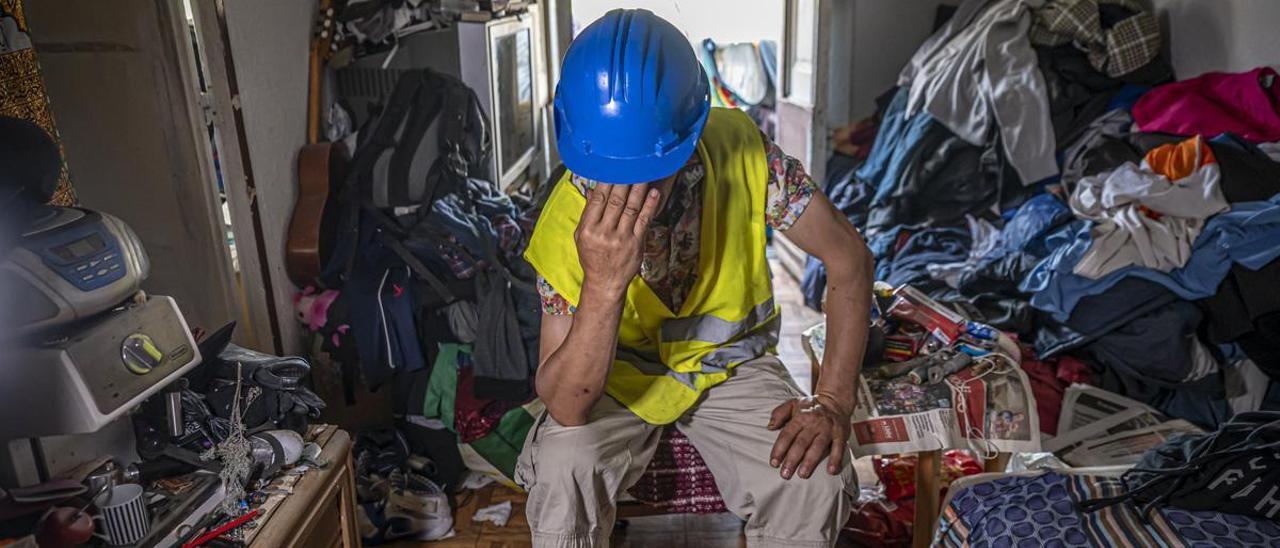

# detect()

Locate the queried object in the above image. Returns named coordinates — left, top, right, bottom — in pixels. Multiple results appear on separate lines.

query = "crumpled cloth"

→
left=900, top=0, right=1058, bottom=185
left=1134, top=67, right=1280, bottom=143
left=1029, top=0, right=1160, bottom=77
left=1068, top=136, right=1228, bottom=278
left=1021, top=194, right=1280, bottom=321
left=471, top=500, right=513, bottom=527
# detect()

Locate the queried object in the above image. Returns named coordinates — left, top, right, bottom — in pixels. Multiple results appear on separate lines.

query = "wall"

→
left=844, top=0, right=957, bottom=122
left=571, top=0, right=783, bottom=45
left=1148, top=0, right=1280, bottom=78
left=26, top=0, right=240, bottom=335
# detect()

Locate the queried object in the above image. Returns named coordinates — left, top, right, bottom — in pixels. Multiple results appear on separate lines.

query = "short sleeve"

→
left=537, top=275, right=576, bottom=315
left=762, top=133, right=819, bottom=231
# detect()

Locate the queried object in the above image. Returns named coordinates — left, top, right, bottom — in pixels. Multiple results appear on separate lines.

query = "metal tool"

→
left=909, top=352, right=973, bottom=385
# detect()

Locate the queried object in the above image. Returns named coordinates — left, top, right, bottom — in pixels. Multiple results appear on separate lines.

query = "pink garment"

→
left=1134, top=67, right=1280, bottom=143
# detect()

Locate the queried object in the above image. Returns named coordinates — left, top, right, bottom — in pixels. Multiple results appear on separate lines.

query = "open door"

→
left=773, top=0, right=851, bottom=278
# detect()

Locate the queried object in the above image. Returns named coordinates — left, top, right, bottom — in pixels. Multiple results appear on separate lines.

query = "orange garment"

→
left=1145, top=135, right=1217, bottom=181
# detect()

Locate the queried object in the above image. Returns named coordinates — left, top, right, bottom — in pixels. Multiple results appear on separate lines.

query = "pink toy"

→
left=293, top=286, right=349, bottom=347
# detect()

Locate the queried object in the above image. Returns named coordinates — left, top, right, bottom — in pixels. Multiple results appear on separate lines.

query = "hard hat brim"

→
left=557, top=102, right=710, bottom=185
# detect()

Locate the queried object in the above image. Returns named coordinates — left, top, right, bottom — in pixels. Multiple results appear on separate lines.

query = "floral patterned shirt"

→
left=538, top=133, right=817, bottom=315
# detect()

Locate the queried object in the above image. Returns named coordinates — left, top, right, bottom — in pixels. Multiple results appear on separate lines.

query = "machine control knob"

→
left=121, top=333, right=163, bottom=375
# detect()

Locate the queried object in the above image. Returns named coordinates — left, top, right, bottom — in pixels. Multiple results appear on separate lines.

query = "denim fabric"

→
left=856, top=89, right=937, bottom=207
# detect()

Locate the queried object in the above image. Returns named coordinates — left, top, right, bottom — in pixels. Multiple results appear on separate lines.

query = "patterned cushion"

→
left=626, top=427, right=727, bottom=514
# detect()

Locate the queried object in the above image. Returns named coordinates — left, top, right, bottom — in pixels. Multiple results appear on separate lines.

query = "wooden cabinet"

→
left=245, top=426, right=361, bottom=548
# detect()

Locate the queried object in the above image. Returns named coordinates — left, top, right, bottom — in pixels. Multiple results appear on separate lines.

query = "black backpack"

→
left=322, top=68, right=491, bottom=290
left=1078, top=411, right=1280, bottom=520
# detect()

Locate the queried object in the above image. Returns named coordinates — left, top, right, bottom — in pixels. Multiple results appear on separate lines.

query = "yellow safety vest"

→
left=525, top=108, right=777, bottom=425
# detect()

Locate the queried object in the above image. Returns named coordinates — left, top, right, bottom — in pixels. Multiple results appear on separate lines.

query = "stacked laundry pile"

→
left=805, top=0, right=1280, bottom=430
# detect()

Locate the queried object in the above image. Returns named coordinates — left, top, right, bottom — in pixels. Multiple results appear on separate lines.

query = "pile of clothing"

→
left=334, top=0, right=533, bottom=58
left=284, top=65, right=546, bottom=533
left=805, top=0, right=1280, bottom=431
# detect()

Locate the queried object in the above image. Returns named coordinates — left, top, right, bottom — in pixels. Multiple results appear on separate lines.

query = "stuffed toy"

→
left=294, top=286, right=349, bottom=348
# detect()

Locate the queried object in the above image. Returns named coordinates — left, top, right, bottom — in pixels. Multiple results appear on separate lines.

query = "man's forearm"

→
left=813, top=249, right=873, bottom=413
left=535, top=282, right=626, bottom=425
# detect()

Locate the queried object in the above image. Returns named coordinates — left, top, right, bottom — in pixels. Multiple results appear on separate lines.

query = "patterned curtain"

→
left=0, top=0, right=75, bottom=205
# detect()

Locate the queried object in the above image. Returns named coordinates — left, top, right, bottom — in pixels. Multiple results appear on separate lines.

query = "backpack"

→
left=1077, top=411, right=1280, bottom=520
left=323, top=68, right=491, bottom=289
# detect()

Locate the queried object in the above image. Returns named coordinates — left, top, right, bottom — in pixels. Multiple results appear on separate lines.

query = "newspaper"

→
left=1050, top=383, right=1202, bottom=467
left=848, top=355, right=1042, bottom=456
left=803, top=323, right=1041, bottom=457
left=1057, top=383, right=1158, bottom=434
left=1044, top=406, right=1164, bottom=454
left=1060, top=420, right=1201, bottom=467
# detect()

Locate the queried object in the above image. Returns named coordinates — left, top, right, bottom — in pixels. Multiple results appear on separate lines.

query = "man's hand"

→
left=767, top=394, right=853, bottom=479
left=575, top=183, right=661, bottom=297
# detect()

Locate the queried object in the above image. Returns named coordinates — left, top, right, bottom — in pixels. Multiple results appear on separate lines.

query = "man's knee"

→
left=521, top=421, right=636, bottom=491
left=528, top=429, right=606, bottom=482
left=781, top=465, right=854, bottom=503
left=754, top=461, right=856, bottom=527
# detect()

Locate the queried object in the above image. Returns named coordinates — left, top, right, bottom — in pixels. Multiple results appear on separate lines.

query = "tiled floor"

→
left=395, top=258, right=867, bottom=547
left=772, top=257, right=825, bottom=392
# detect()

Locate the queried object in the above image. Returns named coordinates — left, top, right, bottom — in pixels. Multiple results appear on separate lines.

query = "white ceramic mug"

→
left=93, top=483, right=149, bottom=546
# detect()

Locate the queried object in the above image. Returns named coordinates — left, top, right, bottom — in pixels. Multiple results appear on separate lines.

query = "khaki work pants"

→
left=515, top=356, right=856, bottom=548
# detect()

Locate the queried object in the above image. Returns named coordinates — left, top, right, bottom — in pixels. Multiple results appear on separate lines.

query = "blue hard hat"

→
left=554, top=9, right=710, bottom=184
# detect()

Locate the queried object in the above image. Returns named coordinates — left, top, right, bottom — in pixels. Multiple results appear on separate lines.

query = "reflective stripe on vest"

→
left=661, top=297, right=777, bottom=344
left=525, top=107, right=775, bottom=425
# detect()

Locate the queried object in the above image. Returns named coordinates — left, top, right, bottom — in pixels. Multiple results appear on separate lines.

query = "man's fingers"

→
left=769, top=423, right=799, bottom=469
left=616, top=183, right=649, bottom=230
left=827, top=436, right=846, bottom=475
left=583, top=184, right=607, bottom=224
left=599, top=183, right=628, bottom=226
left=780, top=431, right=816, bottom=480
left=633, top=188, right=661, bottom=237
left=797, top=434, right=832, bottom=479
left=767, top=401, right=794, bottom=431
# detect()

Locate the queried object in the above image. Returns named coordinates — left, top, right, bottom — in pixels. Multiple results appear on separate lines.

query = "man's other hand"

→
left=574, top=183, right=660, bottom=297
left=767, top=395, right=853, bottom=479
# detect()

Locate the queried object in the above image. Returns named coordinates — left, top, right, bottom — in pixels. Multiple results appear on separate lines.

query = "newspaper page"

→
left=1060, top=420, right=1202, bottom=467
left=1044, top=407, right=1165, bottom=454
left=1057, top=383, right=1158, bottom=434
left=848, top=355, right=1042, bottom=456
left=803, top=322, right=1041, bottom=456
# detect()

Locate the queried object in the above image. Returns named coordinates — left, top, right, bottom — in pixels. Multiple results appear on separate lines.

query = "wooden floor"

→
left=388, top=484, right=752, bottom=547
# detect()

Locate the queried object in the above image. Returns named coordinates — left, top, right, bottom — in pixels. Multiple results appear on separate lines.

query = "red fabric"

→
left=454, top=366, right=525, bottom=443
left=844, top=496, right=914, bottom=548
left=1134, top=67, right=1280, bottom=143
left=873, top=450, right=983, bottom=503
left=1019, top=349, right=1095, bottom=436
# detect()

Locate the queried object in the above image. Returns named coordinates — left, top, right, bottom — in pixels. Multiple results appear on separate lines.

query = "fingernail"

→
left=799, top=468, right=810, bottom=478
left=648, top=189, right=658, bottom=198
left=770, top=459, right=779, bottom=467
left=781, top=468, right=792, bottom=479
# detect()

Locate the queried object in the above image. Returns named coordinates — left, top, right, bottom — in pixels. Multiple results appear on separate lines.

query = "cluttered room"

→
left=1, top=0, right=1279, bottom=546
